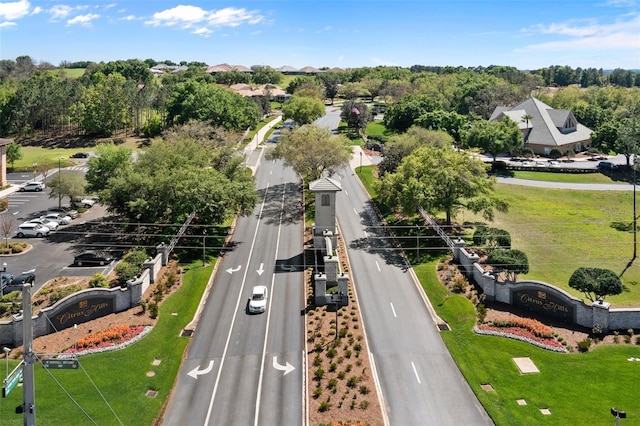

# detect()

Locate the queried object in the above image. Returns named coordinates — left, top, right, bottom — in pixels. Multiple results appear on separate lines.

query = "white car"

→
left=248, top=285, right=268, bottom=314
left=42, top=213, right=72, bottom=225
left=20, top=181, right=45, bottom=192
left=28, top=218, right=59, bottom=230
left=17, top=222, right=50, bottom=238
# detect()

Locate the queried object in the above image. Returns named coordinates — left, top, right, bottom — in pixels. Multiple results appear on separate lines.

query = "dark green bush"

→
left=577, top=338, right=592, bottom=352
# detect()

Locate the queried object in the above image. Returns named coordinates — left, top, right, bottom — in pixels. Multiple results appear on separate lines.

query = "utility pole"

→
left=20, top=271, right=36, bottom=425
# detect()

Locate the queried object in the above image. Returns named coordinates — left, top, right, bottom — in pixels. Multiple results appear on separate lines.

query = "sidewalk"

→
left=349, top=146, right=382, bottom=170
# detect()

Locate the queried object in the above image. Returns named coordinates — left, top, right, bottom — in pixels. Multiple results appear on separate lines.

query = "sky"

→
left=0, top=0, right=638, bottom=70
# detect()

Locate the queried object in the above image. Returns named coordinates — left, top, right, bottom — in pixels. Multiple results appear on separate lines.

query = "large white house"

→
left=490, top=97, right=593, bottom=155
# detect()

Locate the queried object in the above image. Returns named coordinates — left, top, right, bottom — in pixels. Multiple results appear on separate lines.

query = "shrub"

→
left=313, top=386, right=323, bottom=399
left=88, top=273, right=109, bottom=288
left=49, top=285, right=82, bottom=305
left=313, top=355, right=323, bottom=366
left=148, top=301, right=159, bottom=319
left=346, top=376, right=359, bottom=388
left=359, top=385, right=370, bottom=395
left=359, top=400, right=369, bottom=410
left=635, top=336, right=640, bottom=345
left=318, top=401, right=331, bottom=412
left=577, top=338, right=592, bottom=352
left=314, top=367, right=325, bottom=381
left=476, top=304, right=487, bottom=323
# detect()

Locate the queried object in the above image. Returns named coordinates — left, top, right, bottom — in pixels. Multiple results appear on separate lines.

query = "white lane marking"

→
left=344, top=190, right=349, bottom=197
left=353, top=207, right=358, bottom=215
left=375, top=261, right=381, bottom=272
left=390, top=303, right=397, bottom=318
left=255, top=177, right=289, bottom=426
left=411, top=362, right=422, bottom=384
left=363, top=230, right=368, bottom=238
left=205, top=181, right=271, bottom=426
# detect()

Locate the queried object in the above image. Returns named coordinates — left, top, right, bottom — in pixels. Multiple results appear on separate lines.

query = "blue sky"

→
left=0, top=0, right=638, bottom=70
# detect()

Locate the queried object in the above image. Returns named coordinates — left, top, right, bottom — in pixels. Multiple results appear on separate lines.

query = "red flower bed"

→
left=475, top=318, right=567, bottom=352
left=63, top=325, right=147, bottom=354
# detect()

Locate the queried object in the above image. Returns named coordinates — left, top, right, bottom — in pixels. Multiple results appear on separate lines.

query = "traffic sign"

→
left=2, top=362, right=24, bottom=398
left=42, top=359, right=79, bottom=369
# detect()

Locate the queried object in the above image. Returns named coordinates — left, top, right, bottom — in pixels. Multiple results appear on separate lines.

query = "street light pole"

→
left=359, top=151, right=362, bottom=172
left=58, top=157, right=63, bottom=209
left=20, top=270, right=36, bottom=425
left=202, top=228, right=207, bottom=266
left=3, top=346, right=9, bottom=379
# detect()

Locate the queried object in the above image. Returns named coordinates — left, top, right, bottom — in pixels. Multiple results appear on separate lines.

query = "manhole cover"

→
left=181, top=329, right=193, bottom=337
left=517, top=399, right=527, bottom=406
left=437, top=323, right=450, bottom=331
left=481, top=384, right=494, bottom=392
left=146, top=371, right=155, bottom=377
left=540, top=408, right=551, bottom=415
left=152, top=359, right=161, bottom=366
left=146, top=390, right=158, bottom=398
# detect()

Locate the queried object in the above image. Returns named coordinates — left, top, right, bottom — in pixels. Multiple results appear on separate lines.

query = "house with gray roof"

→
left=489, top=97, right=593, bottom=155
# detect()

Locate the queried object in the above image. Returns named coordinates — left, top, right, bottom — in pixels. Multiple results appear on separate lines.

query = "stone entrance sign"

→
left=512, top=287, right=575, bottom=322
left=48, top=297, right=115, bottom=332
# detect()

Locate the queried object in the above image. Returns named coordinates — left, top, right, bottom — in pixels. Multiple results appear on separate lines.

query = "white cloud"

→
left=50, top=4, right=73, bottom=20
left=206, top=7, right=262, bottom=27
left=0, top=20, right=16, bottom=27
left=316, top=25, right=332, bottom=34
left=119, top=14, right=136, bottom=21
left=67, top=13, right=99, bottom=27
left=146, top=5, right=263, bottom=34
left=193, top=26, right=211, bottom=37
left=0, top=0, right=30, bottom=21
left=520, top=12, right=640, bottom=52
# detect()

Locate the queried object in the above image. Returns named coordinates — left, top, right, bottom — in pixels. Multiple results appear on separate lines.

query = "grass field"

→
left=416, top=262, right=639, bottom=426
left=0, top=261, right=212, bottom=425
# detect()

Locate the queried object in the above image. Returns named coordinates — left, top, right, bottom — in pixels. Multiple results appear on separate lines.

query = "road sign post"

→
left=42, top=359, right=79, bottom=370
left=2, top=362, right=24, bottom=398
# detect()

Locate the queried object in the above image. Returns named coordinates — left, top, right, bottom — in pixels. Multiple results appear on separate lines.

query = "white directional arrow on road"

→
left=272, top=356, right=295, bottom=376
left=256, top=263, right=265, bottom=276
left=225, top=265, right=241, bottom=274
left=188, top=360, right=215, bottom=379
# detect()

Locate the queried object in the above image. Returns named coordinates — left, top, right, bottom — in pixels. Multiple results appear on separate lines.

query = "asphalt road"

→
left=162, top=157, right=305, bottom=426
left=315, top=107, right=492, bottom=424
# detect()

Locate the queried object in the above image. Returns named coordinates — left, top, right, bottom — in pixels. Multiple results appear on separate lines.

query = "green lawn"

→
left=507, top=170, right=622, bottom=184
left=357, top=164, right=640, bottom=306
left=416, top=262, right=639, bottom=425
left=8, top=147, right=84, bottom=172
left=0, top=261, right=212, bottom=425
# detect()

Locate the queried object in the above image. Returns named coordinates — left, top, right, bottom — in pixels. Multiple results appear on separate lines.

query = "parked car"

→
left=42, top=213, right=72, bottom=225
left=9, top=271, right=36, bottom=290
left=72, top=196, right=97, bottom=208
left=47, top=206, right=79, bottom=219
left=20, top=181, right=45, bottom=192
left=1, top=272, right=13, bottom=287
left=16, top=222, right=51, bottom=238
left=248, top=285, right=268, bottom=314
left=597, top=161, right=618, bottom=170
left=27, top=217, right=59, bottom=230
left=70, top=152, right=90, bottom=158
left=73, top=250, right=114, bottom=266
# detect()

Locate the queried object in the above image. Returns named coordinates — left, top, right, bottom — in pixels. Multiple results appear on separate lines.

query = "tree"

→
left=166, top=79, right=260, bottom=130
left=616, top=116, right=640, bottom=167
left=486, top=249, right=528, bottom=281
left=0, top=212, right=17, bottom=249
left=465, top=118, right=522, bottom=162
left=99, top=138, right=258, bottom=225
left=251, top=66, right=283, bottom=85
left=47, top=171, right=86, bottom=206
left=85, top=142, right=133, bottom=193
left=376, top=146, right=508, bottom=224
left=5, top=143, right=22, bottom=170
left=384, top=95, right=441, bottom=132
left=473, top=226, right=511, bottom=250
left=568, top=267, right=623, bottom=302
left=340, top=100, right=372, bottom=137
left=267, top=125, right=352, bottom=183
left=281, top=96, right=326, bottom=125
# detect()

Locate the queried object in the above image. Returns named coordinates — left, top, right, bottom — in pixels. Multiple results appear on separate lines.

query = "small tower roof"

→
left=309, top=177, right=342, bottom=192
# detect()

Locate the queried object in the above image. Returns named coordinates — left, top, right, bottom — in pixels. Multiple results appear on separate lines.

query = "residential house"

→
left=490, top=97, right=593, bottom=155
